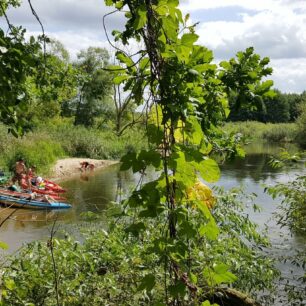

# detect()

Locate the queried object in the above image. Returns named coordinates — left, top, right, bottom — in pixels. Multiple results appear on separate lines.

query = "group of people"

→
left=8, top=158, right=54, bottom=203
left=11, top=158, right=41, bottom=190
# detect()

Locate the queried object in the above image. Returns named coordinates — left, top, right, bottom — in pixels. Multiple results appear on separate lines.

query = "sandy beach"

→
left=49, top=158, right=118, bottom=181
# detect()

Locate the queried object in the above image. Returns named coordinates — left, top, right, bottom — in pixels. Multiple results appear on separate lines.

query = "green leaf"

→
left=162, top=16, right=178, bottom=41
left=113, top=74, right=131, bottom=85
left=125, top=222, right=146, bottom=236
left=199, top=158, right=220, bottom=183
left=138, top=274, right=156, bottom=291
left=134, top=5, right=147, bottom=30
left=104, top=0, right=113, bottom=6
left=168, top=280, right=186, bottom=297
left=188, top=68, right=200, bottom=76
left=4, top=279, right=15, bottom=290
left=115, top=0, right=124, bottom=9
left=120, top=152, right=137, bottom=171
left=199, top=219, right=219, bottom=240
left=116, top=51, right=134, bottom=67
left=203, top=263, right=237, bottom=286
left=181, top=33, right=199, bottom=46
left=0, top=241, right=9, bottom=250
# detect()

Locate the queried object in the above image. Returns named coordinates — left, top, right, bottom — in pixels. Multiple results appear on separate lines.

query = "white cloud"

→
left=1, top=0, right=305, bottom=92
left=181, top=0, right=306, bottom=92
left=271, top=58, right=306, bottom=92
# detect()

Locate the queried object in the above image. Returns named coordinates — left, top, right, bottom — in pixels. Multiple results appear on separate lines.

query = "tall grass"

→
left=0, top=120, right=147, bottom=175
left=223, top=121, right=298, bottom=143
left=0, top=125, right=65, bottom=175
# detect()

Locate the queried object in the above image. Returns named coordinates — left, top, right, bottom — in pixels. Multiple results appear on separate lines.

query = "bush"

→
left=224, top=121, right=298, bottom=143
left=0, top=125, right=65, bottom=175
left=0, top=189, right=279, bottom=305
left=296, top=102, right=306, bottom=148
left=0, top=120, right=147, bottom=175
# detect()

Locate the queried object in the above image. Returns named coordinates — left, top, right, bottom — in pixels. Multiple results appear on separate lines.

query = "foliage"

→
left=103, top=0, right=276, bottom=304
left=65, top=47, right=113, bottom=127
left=0, top=121, right=146, bottom=174
left=266, top=152, right=306, bottom=305
left=295, top=101, right=306, bottom=148
left=267, top=174, right=306, bottom=233
left=220, top=46, right=274, bottom=120
left=0, top=189, right=278, bottom=305
left=0, top=21, right=42, bottom=135
left=228, top=90, right=306, bottom=123
left=0, top=124, right=65, bottom=174
left=21, top=41, right=78, bottom=129
left=223, top=121, right=298, bottom=143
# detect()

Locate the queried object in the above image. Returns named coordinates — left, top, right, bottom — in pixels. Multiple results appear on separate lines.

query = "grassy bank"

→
left=0, top=120, right=146, bottom=176
left=223, top=121, right=298, bottom=143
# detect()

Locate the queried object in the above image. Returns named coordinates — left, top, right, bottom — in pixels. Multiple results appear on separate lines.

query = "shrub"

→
left=296, top=102, right=306, bottom=148
left=224, top=121, right=298, bottom=143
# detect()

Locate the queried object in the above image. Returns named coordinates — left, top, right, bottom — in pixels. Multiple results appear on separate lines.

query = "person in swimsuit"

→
left=12, top=158, right=27, bottom=186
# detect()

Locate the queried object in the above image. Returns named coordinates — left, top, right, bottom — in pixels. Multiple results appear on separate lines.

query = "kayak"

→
left=0, top=188, right=67, bottom=201
left=0, top=193, right=71, bottom=210
left=28, top=177, right=66, bottom=193
left=28, top=187, right=67, bottom=198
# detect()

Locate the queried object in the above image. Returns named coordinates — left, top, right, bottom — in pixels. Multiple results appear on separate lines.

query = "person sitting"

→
left=19, top=174, right=32, bottom=191
left=27, top=165, right=36, bottom=178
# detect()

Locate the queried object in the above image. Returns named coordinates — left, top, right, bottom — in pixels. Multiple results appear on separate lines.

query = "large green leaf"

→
left=199, top=158, right=220, bottom=183
left=181, top=33, right=199, bottom=47
left=134, top=5, right=147, bottom=30
left=203, top=263, right=237, bottom=286
left=137, top=274, right=156, bottom=291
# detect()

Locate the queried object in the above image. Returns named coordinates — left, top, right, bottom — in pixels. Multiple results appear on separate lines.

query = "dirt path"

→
left=49, top=158, right=118, bottom=181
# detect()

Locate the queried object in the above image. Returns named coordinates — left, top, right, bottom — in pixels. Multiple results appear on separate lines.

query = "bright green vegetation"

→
left=0, top=121, right=146, bottom=175
left=0, top=0, right=305, bottom=305
left=0, top=189, right=279, bottom=305
left=266, top=152, right=306, bottom=304
left=223, top=121, right=298, bottom=143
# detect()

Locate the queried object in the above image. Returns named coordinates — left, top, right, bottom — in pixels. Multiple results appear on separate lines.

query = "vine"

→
left=104, top=0, right=275, bottom=305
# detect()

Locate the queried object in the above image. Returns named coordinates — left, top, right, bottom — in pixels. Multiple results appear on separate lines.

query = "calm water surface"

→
left=0, top=142, right=305, bottom=298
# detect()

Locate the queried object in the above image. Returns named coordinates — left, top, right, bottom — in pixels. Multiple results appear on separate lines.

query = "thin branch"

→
left=0, top=3, right=13, bottom=32
left=27, top=0, right=46, bottom=75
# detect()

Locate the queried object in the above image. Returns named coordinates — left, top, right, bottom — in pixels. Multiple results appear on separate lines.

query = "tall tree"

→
left=0, top=0, right=42, bottom=135
left=21, top=39, right=78, bottom=128
left=72, top=47, right=113, bottom=127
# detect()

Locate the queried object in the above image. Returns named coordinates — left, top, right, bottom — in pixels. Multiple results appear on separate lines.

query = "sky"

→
left=1, top=0, right=306, bottom=93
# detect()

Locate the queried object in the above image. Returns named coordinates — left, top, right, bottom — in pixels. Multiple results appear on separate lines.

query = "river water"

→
left=0, top=142, right=305, bottom=302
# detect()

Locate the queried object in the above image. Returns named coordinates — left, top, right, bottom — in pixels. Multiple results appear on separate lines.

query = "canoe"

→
left=28, top=187, right=67, bottom=198
left=27, top=177, right=66, bottom=193
left=0, top=188, right=67, bottom=201
left=0, top=193, right=71, bottom=210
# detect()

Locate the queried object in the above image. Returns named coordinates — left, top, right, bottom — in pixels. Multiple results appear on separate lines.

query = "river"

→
left=0, top=142, right=305, bottom=304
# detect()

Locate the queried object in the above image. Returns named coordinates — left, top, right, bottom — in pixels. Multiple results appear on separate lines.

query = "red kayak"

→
left=21, top=177, right=66, bottom=194
left=42, top=179, right=66, bottom=193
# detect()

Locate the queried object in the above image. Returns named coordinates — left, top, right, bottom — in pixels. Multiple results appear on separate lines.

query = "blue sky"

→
left=1, top=0, right=306, bottom=93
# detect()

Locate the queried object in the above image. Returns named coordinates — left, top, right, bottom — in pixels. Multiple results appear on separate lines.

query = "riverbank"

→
left=49, top=158, right=118, bottom=181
